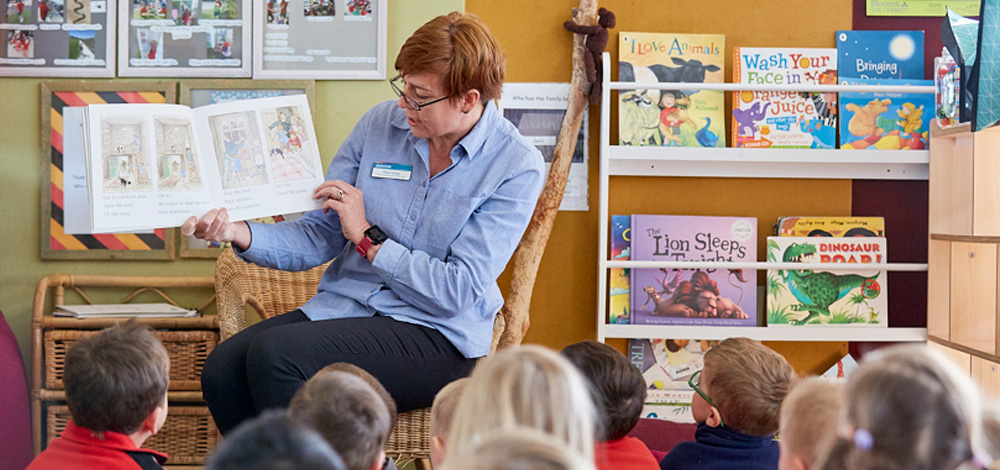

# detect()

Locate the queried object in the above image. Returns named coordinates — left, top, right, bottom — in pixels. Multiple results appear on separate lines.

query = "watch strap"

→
left=356, top=236, right=374, bottom=258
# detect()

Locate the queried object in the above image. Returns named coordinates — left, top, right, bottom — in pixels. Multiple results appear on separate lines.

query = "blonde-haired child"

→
left=446, top=345, right=596, bottom=464
left=430, top=378, right=469, bottom=468
left=441, top=427, right=597, bottom=470
left=660, top=337, right=797, bottom=470
left=779, top=377, right=843, bottom=470
left=816, top=344, right=993, bottom=470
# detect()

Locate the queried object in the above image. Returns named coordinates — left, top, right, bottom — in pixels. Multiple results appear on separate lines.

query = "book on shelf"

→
left=775, top=216, right=885, bottom=237
left=766, top=236, right=888, bottom=327
left=836, top=30, right=925, bottom=81
left=609, top=215, right=631, bottom=324
left=618, top=32, right=726, bottom=148
left=820, top=353, right=859, bottom=379
left=629, top=215, right=757, bottom=326
left=642, top=389, right=695, bottom=423
left=629, top=338, right=715, bottom=389
left=83, top=94, right=325, bottom=234
left=732, top=47, right=838, bottom=149
left=839, top=78, right=933, bottom=150
left=54, top=303, right=198, bottom=318
left=630, top=338, right=713, bottom=424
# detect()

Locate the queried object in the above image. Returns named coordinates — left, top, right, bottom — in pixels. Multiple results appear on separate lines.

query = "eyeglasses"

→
left=390, top=75, right=453, bottom=111
left=688, top=370, right=724, bottom=427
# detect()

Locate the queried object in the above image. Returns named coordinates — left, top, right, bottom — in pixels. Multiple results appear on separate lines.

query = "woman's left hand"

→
left=314, top=179, right=370, bottom=245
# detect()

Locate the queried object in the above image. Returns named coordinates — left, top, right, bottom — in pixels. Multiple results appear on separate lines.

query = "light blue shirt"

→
left=238, top=100, right=545, bottom=358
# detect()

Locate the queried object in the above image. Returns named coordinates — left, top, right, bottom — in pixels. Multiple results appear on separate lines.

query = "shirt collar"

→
left=62, top=420, right=169, bottom=462
left=393, top=100, right=499, bottom=161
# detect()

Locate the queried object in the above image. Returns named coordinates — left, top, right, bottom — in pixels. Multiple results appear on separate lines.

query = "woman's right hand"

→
left=180, top=208, right=252, bottom=250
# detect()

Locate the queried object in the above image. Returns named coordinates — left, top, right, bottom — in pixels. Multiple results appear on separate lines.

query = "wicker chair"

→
left=214, top=248, right=507, bottom=463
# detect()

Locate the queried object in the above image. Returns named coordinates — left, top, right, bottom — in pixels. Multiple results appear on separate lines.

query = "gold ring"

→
left=336, top=189, right=344, bottom=201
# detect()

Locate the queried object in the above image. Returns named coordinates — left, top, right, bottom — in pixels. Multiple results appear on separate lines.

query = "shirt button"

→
left=409, top=213, right=417, bottom=221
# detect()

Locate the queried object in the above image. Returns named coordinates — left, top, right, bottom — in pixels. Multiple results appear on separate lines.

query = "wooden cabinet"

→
left=31, top=274, right=218, bottom=467
left=972, top=356, right=1000, bottom=400
left=928, top=122, right=1000, bottom=397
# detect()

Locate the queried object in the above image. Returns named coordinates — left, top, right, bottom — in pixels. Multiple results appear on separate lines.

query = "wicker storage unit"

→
left=31, top=274, right=219, bottom=467
left=44, top=329, right=217, bottom=391
left=47, top=405, right=218, bottom=465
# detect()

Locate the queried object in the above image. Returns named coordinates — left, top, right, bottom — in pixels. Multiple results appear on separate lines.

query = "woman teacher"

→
left=183, top=11, right=545, bottom=434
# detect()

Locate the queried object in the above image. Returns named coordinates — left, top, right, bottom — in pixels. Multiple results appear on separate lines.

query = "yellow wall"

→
left=467, top=0, right=856, bottom=375
left=3, top=0, right=856, bottom=378
left=0, top=0, right=462, bottom=367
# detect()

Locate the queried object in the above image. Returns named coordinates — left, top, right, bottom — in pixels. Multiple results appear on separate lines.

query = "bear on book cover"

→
left=629, top=215, right=757, bottom=326
left=839, top=77, right=933, bottom=150
left=618, top=32, right=726, bottom=148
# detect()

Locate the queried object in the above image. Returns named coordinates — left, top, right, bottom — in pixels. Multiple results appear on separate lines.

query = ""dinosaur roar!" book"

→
left=766, top=236, right=888, bottom=327
left=630, top=214, right=757, bottom=326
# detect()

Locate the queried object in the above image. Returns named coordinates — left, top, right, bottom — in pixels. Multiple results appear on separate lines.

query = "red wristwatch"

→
left=356, top=225, right=388, bottom=259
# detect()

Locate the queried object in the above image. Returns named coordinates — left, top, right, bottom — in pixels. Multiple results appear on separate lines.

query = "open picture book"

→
left=83, top=94, right=325, bottom=233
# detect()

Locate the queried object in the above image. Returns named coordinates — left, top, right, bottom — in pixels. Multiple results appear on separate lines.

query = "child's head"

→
left=560, top=340, right=645, bottom=441
left=430, top=377, right=469, bottom=468
left=816, top=345, right=989, bottom=470
left=446, top=345, right=596, bottom=463
left=318, top=362, right=397, bottom=436
left=64, top=322, right=169, bottom=437
left=659, top=91, right=677, bottom=108
left=779, top=377, right=843, bottom=470
left=699, top=337, right=797, bottom=436
left=441, top=427, right=597, bottom=470
left=288, top=370, right=391, bottom=470
left=207, top=410, right=345, bottom=470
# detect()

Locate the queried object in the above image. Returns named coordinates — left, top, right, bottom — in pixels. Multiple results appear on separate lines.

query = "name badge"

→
left=371, top=162, right=412, bottom=180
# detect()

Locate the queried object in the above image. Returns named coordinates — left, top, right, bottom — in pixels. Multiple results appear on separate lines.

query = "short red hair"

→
left=394, top=12, right=505, bottom=103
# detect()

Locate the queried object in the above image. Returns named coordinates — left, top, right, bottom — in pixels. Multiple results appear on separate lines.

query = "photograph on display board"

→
left=39, top=0, right=64, bottom=22
left=0, top=0, right=112, bottom=76
left=253, top=0, right=385, bottom=79
left=345, top=0, right=369, bottom=17
left=119, top=0, right=250, bottom=77
left=6, top=0, right=31, bottom=23
left=68, top=30, right=96, bottom=60
left=206, top=27, right=232, bottom=58
left=6, top=30, right=34, bottom=58
left=303, top=0, right=331, bottom=16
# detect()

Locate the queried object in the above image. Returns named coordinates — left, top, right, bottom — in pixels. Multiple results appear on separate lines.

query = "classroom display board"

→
left=117, top=0, right=251, bottom=76
left=0, top=0, right=116, bottom=76
left=252, top=0, right=385, bottom=79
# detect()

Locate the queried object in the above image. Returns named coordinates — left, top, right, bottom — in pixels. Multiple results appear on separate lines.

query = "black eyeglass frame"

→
left=389, top=75, right=453, bottom=111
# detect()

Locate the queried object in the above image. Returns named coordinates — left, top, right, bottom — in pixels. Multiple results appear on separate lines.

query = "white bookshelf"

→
left=595, top=52, right=930, bottom=343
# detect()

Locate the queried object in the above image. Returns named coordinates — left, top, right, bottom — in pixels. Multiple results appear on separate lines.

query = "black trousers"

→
left=201, top=310, right=478, bottom=435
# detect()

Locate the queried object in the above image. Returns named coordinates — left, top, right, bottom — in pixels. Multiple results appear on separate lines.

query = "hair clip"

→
left=973, top=450, right=993, bottom=469
left=853, top=428, right=874, bottom=450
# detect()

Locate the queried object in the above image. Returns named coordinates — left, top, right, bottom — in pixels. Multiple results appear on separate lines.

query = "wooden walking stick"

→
left=499, top=0, right=601, bottom=348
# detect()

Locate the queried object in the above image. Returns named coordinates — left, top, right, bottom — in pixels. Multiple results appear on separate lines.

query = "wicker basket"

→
left=47, top=404, right=218, bottom=465
left=385, top=408, right=431, bottom=458
left=44, top=329, right=218, bottom=391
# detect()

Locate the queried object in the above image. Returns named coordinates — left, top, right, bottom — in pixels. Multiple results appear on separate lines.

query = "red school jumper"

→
left=26, top=421, right=168, bottom=470
left=595, top=436, right=661, bottom=470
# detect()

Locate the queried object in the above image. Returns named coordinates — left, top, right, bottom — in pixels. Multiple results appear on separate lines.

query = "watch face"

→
left=365, top=225, right=388, bottom=244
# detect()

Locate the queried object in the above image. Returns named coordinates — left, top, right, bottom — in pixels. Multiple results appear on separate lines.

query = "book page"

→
left=86, top=104, right=215, bottom=233
left=192, top=94, right=325, bottom=222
